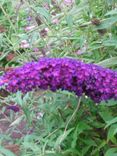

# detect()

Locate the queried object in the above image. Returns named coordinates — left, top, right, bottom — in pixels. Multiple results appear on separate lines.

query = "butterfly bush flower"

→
left=7, top=105, right=20, bottom=113
left=20, top=40, right=30, bottom=48
left=33, top=47, right=39, bottom=52
left=43, top=2, right=50, bottom=10
left=0, top=58, right=117, bottom=103
left=52, top=18, right=59, bottom=24
left=27, top=16, right=32, bottom=22
left=40, top=28, right=49, bottom=38
left=64, top=0, right=74, bottom=6
left=25, top=25, right=36, bottom=31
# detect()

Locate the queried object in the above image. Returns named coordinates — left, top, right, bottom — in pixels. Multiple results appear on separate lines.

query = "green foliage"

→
left=0, top=0, right=117, bottom=156
left=0, top=146, right=16, bottom=156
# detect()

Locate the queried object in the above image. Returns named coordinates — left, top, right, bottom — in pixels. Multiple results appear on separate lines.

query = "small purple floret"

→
left=0, top=58, right=117, bottom=103
left=7, top=105, right=20, bottom=113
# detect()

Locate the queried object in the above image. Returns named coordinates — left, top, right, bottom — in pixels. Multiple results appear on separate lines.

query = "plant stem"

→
left=64, top=96, right=82, bottom=132
left=0, top=5, right=16, bottom=33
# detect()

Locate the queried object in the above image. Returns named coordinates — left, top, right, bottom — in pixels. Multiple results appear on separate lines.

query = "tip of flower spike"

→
left=0, top=77, right=8, bottom=87
left=7, top=105, right=20, bottom=113
left=0, top=78, right=4, bottom=87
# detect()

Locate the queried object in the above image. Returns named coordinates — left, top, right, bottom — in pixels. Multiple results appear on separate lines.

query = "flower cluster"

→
left=64, top=0, right=74, bottom=6
left=7, top=105, right=20, bottom=113
left=0, top=58, right=117, bottom=103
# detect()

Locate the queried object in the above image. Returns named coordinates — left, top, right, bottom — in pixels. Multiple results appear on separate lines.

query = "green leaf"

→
left=16, top=91, right=23, bottom=106
left=100, top=99, right=117, bottom=106
left=54, top=128, right=74, bottom=149
left=35, top=7, right=51, bottom=23
left=91, top=141, right=106, bottom=155
left=62, top=148, right=81, bottom=156
left=99, top=109, right=113, bottom=122
left=107, top=124, right=117, bottom=143
left=76, top=122, right=92, bottom=135
left=105, top=148, right=117, bottom=156
left=66, top=14, right=73, bottom=29
left=97, top=57, right=117, bottom=67
left=0, top=146, right=16, bottom=156
left=45, top=154, right=62, bottom=156
left=71, top=126, right=78, bottom=148
left=0, top=0, right=6, bottom=5
left=96, top=16, right=117, bottom=29
left=105, top=117, right=117, bottom=128
left=103, top=39, right=117, bottom=47
left=105, top=9, right=117, bottom=16
left=9, top=116, right=23, bottom=127
left=0, top=51, right=10, bottom=61
left=71, top=122, right=92, bottom=148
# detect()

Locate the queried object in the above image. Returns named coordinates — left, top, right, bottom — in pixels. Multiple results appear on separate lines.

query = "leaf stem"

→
left=64, top=96, right=82, bottom=132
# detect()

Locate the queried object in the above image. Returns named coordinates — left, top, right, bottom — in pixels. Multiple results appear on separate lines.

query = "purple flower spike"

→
left=0, top=58, right=117, bottom=103
left=7, top=105, right=20, bottom=113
